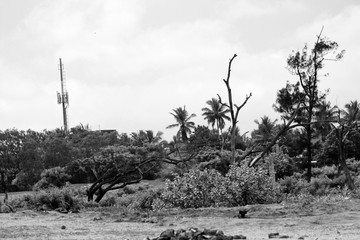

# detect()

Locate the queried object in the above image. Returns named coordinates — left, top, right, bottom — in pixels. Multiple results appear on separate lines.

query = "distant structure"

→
left=57, top=58, right=69, bottom=132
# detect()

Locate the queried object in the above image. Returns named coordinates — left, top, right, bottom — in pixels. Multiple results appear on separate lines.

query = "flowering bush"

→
left=161, top=169, right=227, bottom=208
left=160, top=163, right=279, bottom=208
left=225, top=163, right=279, bottom=205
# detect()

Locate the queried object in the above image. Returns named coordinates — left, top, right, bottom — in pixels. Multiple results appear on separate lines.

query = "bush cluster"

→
left=10, top=187, right=83, bottom=211
left=33, top=167, right=71, bottom=190
left=160, top=163, right=279, bottom=208
left=225, top=163, right=278, bottom=205
left=278, top=165, right=357, bottom=198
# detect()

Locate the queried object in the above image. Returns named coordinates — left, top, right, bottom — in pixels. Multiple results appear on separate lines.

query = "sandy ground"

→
left=1, top=199, right=360, bottom=240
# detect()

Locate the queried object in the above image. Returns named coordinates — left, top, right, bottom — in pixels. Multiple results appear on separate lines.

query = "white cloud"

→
left=1, top=0, right=360, bottom=140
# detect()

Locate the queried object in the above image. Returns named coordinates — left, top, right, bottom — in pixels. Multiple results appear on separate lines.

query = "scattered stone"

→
left=268, top=233, right=291, bottom=239
left=144, top=217, right=159, bottom=223
left=268, top=232, right=280, bottom=238
left=55, top=208, right=69, bottom=214
left=238, top=208, right=249, bottom=218
left=160, top=229, right=175, bottom=239
left=148, top=227, right=247, bottom=240
left=298, top=235, right=308, bottom=239
left=93, top=216, right=103, bottom=221
left=233, top=235, right=247, bottom=239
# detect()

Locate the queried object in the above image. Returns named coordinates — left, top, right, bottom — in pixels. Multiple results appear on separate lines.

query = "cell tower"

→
left=57, top=58, right=69, bottom=132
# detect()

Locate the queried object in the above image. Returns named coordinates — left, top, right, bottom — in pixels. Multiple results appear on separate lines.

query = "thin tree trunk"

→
left=306, top=124, right=312, bottom=182
left=338, top=129, right=355, bottom=190
left=268, top=153, right=276, bottom=189
left=231, top=125, right=236, bottom=162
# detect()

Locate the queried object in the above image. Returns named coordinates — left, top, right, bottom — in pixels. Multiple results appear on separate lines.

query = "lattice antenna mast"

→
left=57, top=58, right=69, bottom=132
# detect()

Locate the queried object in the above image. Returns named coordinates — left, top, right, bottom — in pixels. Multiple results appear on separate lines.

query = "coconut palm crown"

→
left=166, top=106, right=196, bottom=141
left=201, top=98, right=230, bottom=135
left=342, top=100, right=360, bottom=124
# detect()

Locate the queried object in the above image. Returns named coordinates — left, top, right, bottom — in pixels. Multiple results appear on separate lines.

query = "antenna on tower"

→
left=57, top=58, right=69, bottom=133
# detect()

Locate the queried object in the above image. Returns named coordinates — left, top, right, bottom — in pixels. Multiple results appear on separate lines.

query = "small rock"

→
left=61, top=225, right=66, bottom=229
left=93, top=216, right=103, bottom=221
left=203, top=229, right=218, bottom=235
left=223, top=236, right=234, bottom=240
left=216, top=230, right=224, bottom=236
left=233, top=234, right=247, bottom=239
left=177, top=236, right=188, bottom=240
left=269, top=232, right=279, bottom=238
left=279, top=235, right=290, bottom=239
left=175, top=229, right=186, bottom=236
left=160, top=229, right=175, bottom=238
left=157, top=237, right=170, bottom=240
left=55, top=208, right=69, bottom=214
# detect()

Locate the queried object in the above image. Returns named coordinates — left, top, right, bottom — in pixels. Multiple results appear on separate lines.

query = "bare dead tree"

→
left=218, top=54, right=252, bottom=162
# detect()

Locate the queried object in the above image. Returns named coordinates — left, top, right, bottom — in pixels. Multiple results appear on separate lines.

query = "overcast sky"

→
left=1, top=0, right=360, bottom=140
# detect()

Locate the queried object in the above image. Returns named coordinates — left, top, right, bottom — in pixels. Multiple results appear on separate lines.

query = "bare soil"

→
left=1, top=198, right=360, bottom=240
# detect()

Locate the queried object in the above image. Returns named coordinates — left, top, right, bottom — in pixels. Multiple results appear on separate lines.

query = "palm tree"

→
left=166, top=106, right=196, bottom=141
left=342, top=100, right=360, bottom=124
left=201, top=98, right=230, bottom=135
left=252, top=116, right=278, bottom=149
left=314, top=100, right=337, bottom=142
left=130, top=130, right=164, bottom=146
left=252, top=115, right=278, bottom=187
left=330, top=100, right=360, bottom=190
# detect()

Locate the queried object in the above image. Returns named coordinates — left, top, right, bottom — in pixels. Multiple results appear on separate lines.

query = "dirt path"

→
left=1, top=199, right=360, bottom=240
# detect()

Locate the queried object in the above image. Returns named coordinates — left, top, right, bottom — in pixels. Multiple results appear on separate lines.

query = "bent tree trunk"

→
left=0, top=172, right=8, bottom=199
left=87, top=176, right=142, bottom=203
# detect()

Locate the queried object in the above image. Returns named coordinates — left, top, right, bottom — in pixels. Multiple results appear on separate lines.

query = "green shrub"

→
left=347, top=158, right=360, bottom=175
left=117, top=194, right=136, bottom=208
left=312, top=165, right=338, bottom=179
left=33, top=167, right=71, bottom=190
left=279, top=174, right=307, bottom=195
left=122, top=185, right=136, bottom=194
left=195, top=148, right=232, bottom=175
left=161, top=168, right=226, bottom=208
left=11, top=187, right=83, bottom=211
left=160, top=163, right=279, bottom=208
left=306, top=176, right=332, bottom=195
left=99, top=196, right=117, bottom=207
left=130, top=189, right=162, bottom=211
left=225, top=163, right=279, bottom=205
left=266, top=152, right=297, bottom=180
